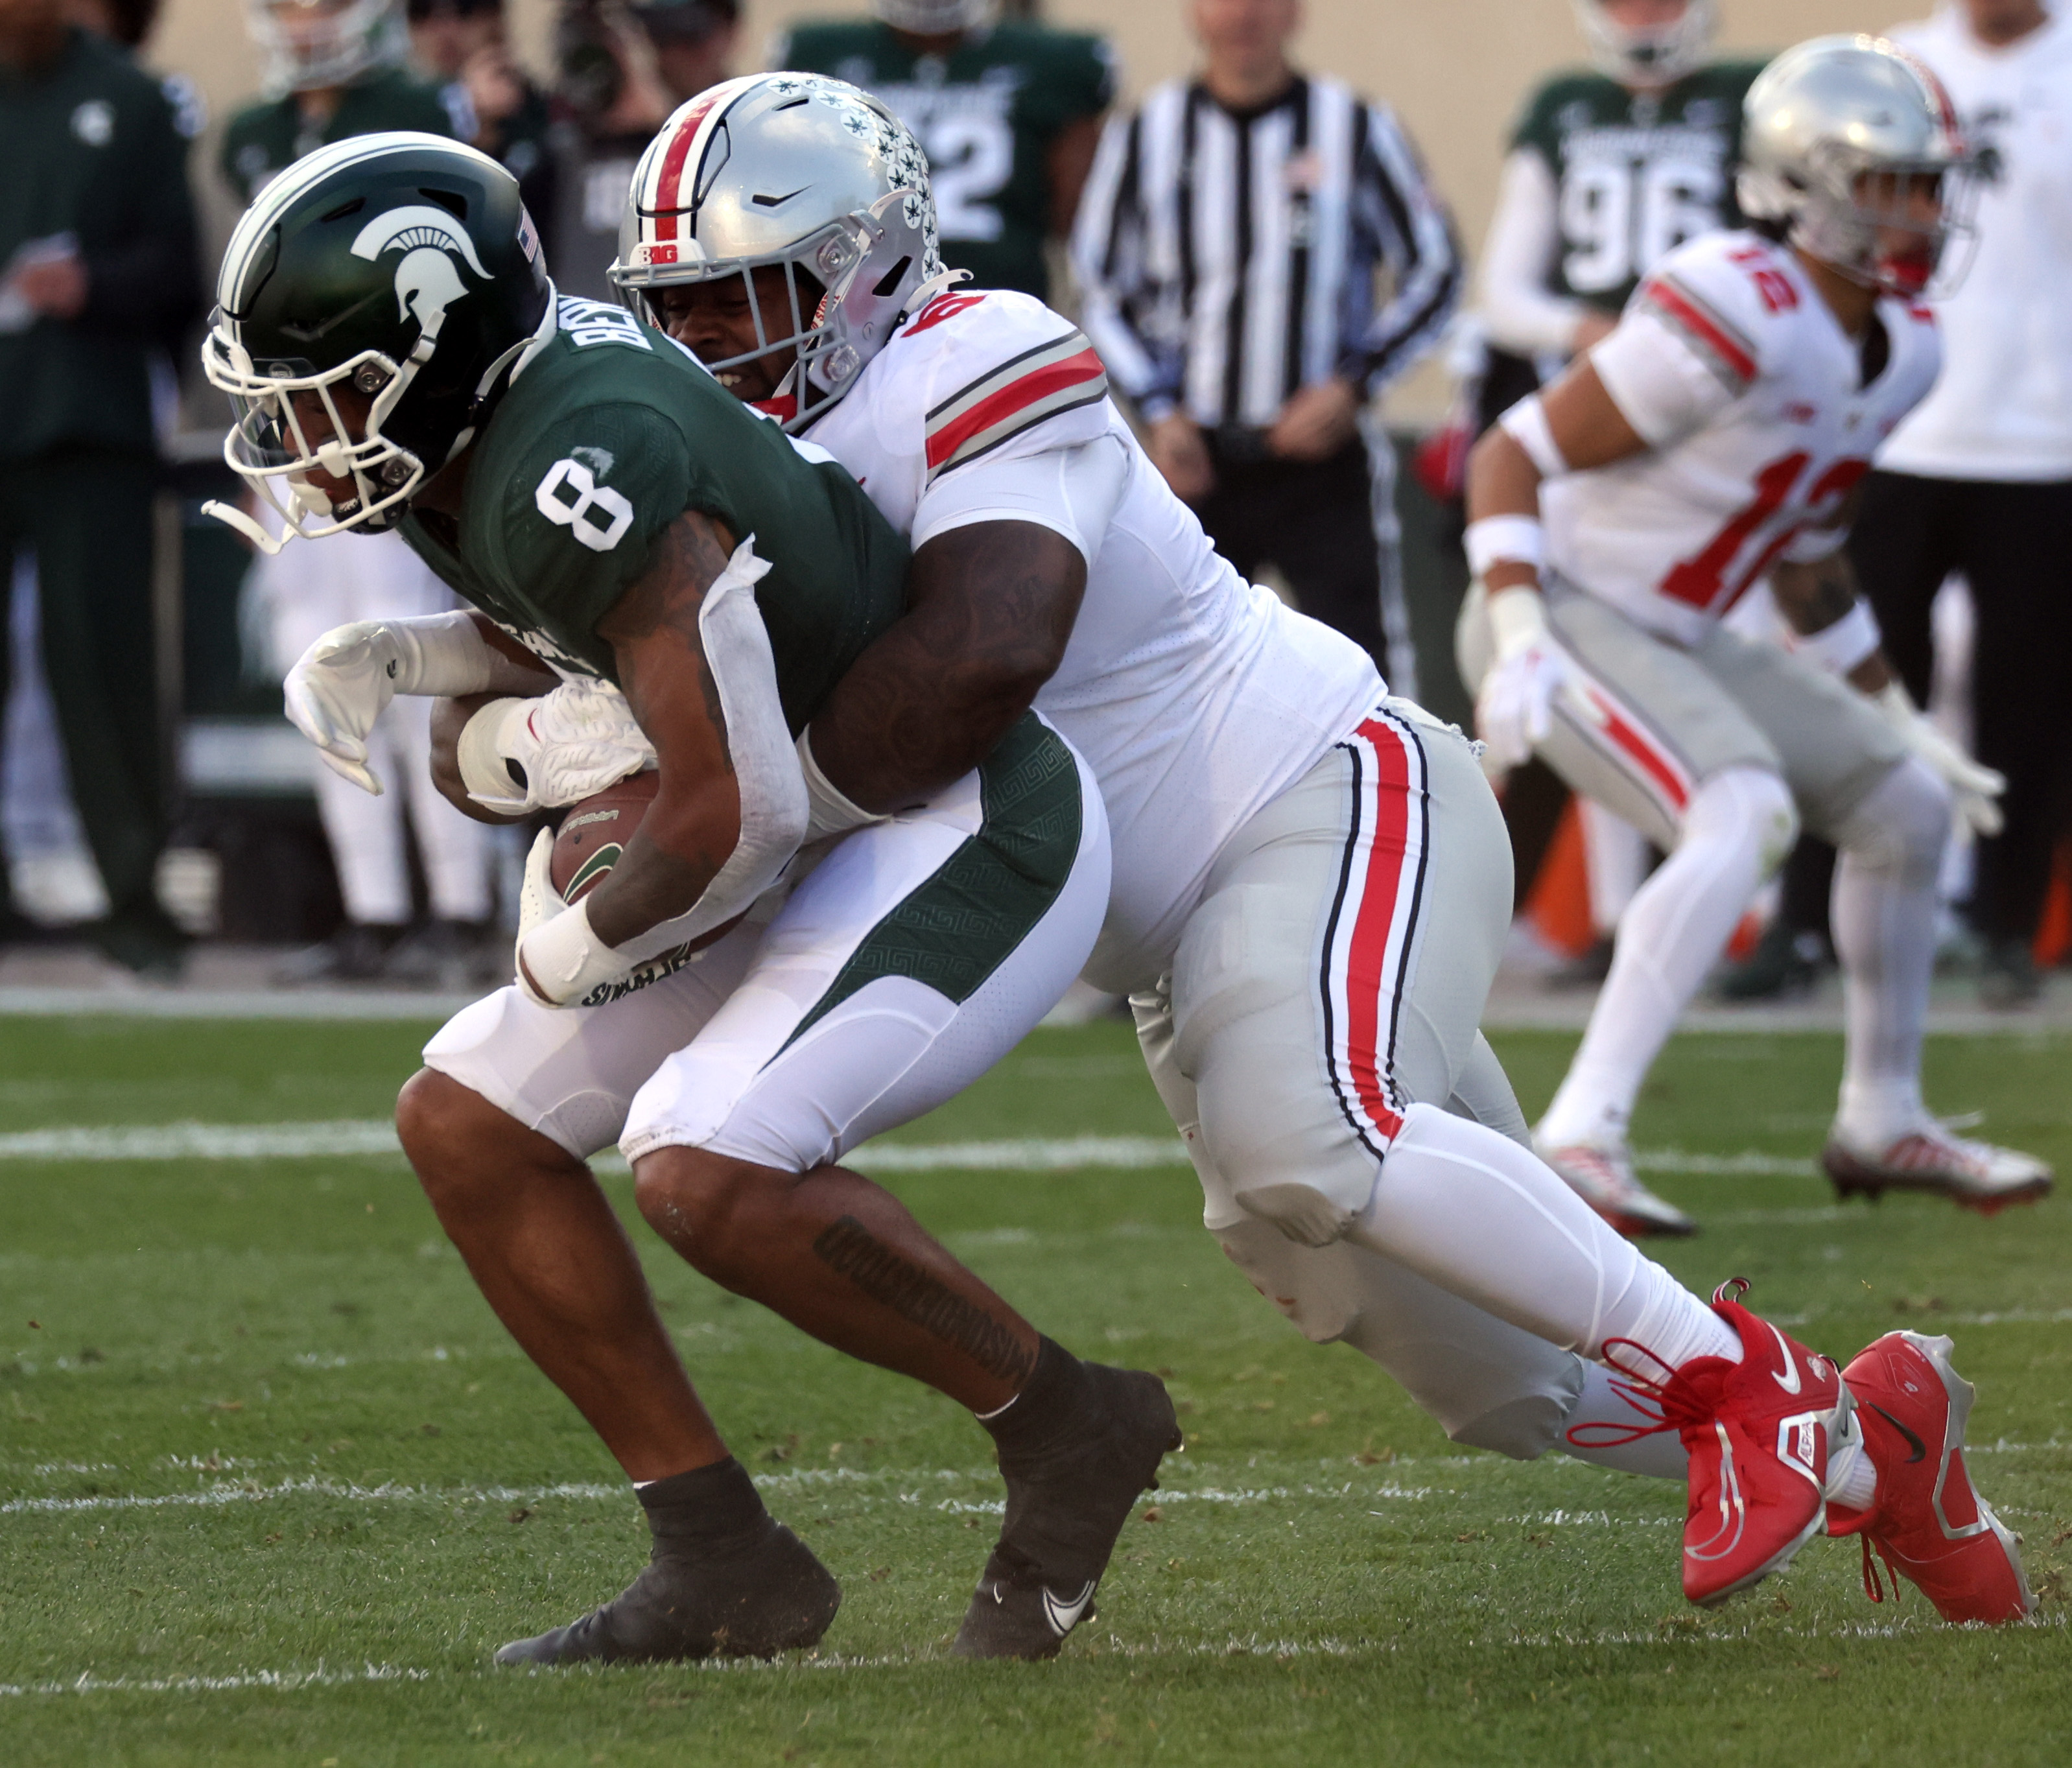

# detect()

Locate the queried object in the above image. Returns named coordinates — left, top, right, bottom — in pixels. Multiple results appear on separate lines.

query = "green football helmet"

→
left=202, top=132, right=552, bottom=553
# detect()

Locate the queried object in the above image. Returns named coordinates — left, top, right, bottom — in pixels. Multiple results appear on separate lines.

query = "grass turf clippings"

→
left=0, top=1015, right=2066, bottom=1765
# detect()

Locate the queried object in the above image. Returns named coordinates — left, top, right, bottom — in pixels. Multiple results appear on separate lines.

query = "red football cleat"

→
left=1829, top=1332, right=2032, bottom=1625
left=1578, top=1280, right=1846, bottom=1607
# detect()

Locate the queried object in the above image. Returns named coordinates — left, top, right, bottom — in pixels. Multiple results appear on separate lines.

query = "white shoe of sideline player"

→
left=1533, top=1136, right=1698, bottom=1238
left=1824, top=1120, right=2053, bottom=1215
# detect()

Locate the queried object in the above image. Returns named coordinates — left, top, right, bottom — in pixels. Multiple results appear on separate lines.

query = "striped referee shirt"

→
left=1071, top=75, right=1461, bottom=430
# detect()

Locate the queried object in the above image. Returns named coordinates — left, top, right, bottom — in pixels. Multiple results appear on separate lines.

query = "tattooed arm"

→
left=581, top=509, right=745, bottom=949
left=804, top=520, right=1088, bottom=814
left=1770, top=549, right=1894, bottom=696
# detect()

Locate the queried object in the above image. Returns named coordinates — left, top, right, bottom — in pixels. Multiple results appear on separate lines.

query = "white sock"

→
left=1558, top=1360, right=1691, bottom=1480
left=1830, top=758, right=1948, bottom=1149
left=1351, top=1103, right=1741, bottom=1371
left=1540, top=768, right=1797, bottom=1148
left=1825, top=1405, right=1879, bottom=1513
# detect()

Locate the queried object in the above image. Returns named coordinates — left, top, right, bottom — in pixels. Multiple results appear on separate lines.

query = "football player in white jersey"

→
left=1459, top=36, right=2053, bottom=1235
left=528, top=70, right=2031, bottom=1626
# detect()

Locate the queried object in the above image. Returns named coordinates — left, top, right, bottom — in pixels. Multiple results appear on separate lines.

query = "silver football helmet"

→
left=871, top=0, right=997, bottom=33
left=1739, top=35, right=1977, bottom=298
left=611, top=74, right=948, bottom=430
left=1572, top=0, right=1716, bottom=87
left=246, top=0, right=408, bottom=100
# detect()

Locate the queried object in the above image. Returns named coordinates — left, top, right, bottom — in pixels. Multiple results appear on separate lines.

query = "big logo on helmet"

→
left=350, top=206, right=491, bottom=346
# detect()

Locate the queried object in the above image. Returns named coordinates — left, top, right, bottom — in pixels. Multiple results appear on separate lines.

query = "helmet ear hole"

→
left=871, top=256, right=913, bottom=300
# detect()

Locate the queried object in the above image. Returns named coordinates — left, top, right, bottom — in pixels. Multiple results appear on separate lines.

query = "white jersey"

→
left=1543, top=230, right=1941, bottom=647
left=1878, top=8, right=2072, bottom=480
left=797, top=288, right=1383, bottom=992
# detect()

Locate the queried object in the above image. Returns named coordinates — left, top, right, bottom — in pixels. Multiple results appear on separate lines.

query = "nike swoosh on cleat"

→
left=1868, top=1402, right=1928, bottom=1465
left=1042, top=1580, right=1098, bottom=1637
left=1766, top=1321, right=1802, bottom=1396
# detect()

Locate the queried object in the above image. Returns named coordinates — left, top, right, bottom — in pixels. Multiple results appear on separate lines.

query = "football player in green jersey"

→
left=1479, top=1, right=1763, bottom=396
left=221, top=0, right=467, bottom=202
left=202, top=129, right=1174, bottom=1666
left=772, top=0, right=1114, bottom=301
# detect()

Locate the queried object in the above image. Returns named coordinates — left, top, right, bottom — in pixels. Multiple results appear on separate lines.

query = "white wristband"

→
left=1498, top=394, right=1569, bottom=479
left=1464, top=515, right=1545, bottom=578
left=798, top=728, right=889, bottom=844
left=516, top=899, right=628, bottom=1008
left=384, top=612, right=500, bottom=698
left=456, top=698, right=531, bottom=807
left=1791, top=598, right=1881, bottom=677
left=1485, top=582, right=1551, bottom=663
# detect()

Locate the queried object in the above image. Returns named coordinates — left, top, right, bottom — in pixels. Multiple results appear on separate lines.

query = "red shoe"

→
left=1829, top=1332, right=2032, bottom=1624
left=1580, top=1281, right=1845, bottom=1607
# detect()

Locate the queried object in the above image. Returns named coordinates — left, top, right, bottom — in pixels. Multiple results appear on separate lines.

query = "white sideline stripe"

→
left=0, top=1664, right=429, bottom=1700
left=0, top=1121, right=1194, bottom=1172
left=0, top=1121, right=1833, bottom=1179
left=14, top=1609, right=2065, bottom=1696
left=17, top=1443, right=2066, bottom=1520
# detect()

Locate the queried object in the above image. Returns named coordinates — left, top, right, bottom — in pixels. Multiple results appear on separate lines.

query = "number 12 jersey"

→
left=1546, top=229, right=1941, bottom=646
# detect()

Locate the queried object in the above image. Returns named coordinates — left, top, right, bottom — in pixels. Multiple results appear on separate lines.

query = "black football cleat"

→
left=496, top=1463, right=840, bottom=1666
left=954, top=1361, right=1181, bottom=1660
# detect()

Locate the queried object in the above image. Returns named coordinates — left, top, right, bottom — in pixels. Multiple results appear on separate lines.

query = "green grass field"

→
left=1, top=1013, right=2067, bottom=1766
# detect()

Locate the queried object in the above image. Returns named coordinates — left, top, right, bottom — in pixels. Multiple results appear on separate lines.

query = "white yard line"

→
left=0, top=1120, right=1195, bottom=1172
left=0, top=1120, right=1847, bottom=1180
left=0, top=1663, right=431, bottom=1699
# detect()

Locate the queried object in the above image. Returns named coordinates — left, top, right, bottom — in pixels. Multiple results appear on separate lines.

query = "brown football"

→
left=551, top=772, right=659, bottom=904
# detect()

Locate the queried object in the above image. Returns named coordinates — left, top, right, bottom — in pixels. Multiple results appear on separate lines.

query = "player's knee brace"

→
left=1686, top=764, right=1799, bottom=881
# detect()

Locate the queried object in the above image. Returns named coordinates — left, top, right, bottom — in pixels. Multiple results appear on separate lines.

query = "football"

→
left=550, top=770, right=659, bottom=904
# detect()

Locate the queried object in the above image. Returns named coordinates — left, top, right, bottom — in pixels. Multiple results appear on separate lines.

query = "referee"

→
left=1072, top=0, right=1460, bottom=687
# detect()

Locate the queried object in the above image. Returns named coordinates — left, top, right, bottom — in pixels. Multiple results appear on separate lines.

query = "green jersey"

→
left=774, top=19, right=1116, bottom=300
left=399, top=294, right=909, bottom=727
left=1511, top=61, right=1764, bottom=314
left=0, top=27, right=198, bottom=460
left=220, top=69, right=465, bottom=204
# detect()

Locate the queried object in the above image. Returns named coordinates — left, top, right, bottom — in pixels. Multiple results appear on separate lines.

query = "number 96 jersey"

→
left=1544, top=229, right=1940, bottom=646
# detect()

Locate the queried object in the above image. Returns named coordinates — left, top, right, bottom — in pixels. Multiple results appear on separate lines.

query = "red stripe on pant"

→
left=1577, top=682, right=1693, bottom=816
left=1341, top=717, right=1417, bottom=1147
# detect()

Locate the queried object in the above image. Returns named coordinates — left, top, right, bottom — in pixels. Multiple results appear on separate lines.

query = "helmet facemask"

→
left=621, top=193, right=934, bottom=420
left=1572, top=0, right=1716, bottom=87
left=869, top=0, right=997, bottom=33
left=247, top=0, right=407, bottom=99
left=204, top=334, right=426, bottom=548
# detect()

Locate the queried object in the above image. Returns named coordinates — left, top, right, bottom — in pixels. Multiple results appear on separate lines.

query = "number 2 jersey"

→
left=795, top=288, right=1383, bottom=993
left=1544, top=229, right=1941, bottom=648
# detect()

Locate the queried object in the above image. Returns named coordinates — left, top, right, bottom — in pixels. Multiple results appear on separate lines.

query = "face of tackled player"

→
left=276, top=381, right=383, bottom=517
left=650, top=265, right=825, bottom=407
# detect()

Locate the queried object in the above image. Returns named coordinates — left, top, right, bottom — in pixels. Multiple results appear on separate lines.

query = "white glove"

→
left=1473, top=583, right=1573, bottom=772
left=283, top=613, right=497, bottom=796
left=458, top=679, right=658, bottom=814
left=513, top=827, right=633, bottom=1009
left=1876, top=683, right=2005, bottom=838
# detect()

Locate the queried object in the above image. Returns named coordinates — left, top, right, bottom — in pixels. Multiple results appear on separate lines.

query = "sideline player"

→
left=592, top=73, right=2032, bottom=1623
left=1479, top=0, right=1767, bottom=983
left=201, top=130, right=1177, bottom=1665
left=1457, top=37, right=2053, bottom=1232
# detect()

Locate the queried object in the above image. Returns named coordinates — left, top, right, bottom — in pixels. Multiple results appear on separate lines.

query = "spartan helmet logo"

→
left=350, top=205, right=491, bottom=348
